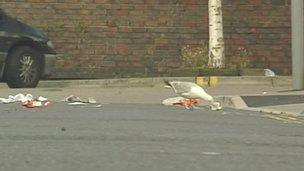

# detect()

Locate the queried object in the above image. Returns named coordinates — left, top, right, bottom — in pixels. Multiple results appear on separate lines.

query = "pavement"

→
left=0, top=76, right=303, bottom=120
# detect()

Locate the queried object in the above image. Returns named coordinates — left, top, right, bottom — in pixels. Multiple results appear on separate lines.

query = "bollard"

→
left=209, top=76, right=219, bottom=87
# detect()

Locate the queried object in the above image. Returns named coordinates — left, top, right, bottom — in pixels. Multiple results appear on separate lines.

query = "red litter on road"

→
left=22, top=100, right=50, bottom=108
left=173, top=98, right=199, bottom=108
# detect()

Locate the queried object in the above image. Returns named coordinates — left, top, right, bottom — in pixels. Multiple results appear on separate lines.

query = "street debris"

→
left=65, top=95, right=82, bottom=103
left=23, top=100, right=42, bottom=108
left=0, top=94, right=102, bottom=108
left=44, top=101, right=51, bottom=107
left=162, top=97, right=185, bottom=106
left=63, top=95, right=101, bottom=107
left=64, top=95, right=97, bottom=104
left=68, top=102, right=86, bottom=106
left=162, top=97, right=199, bottom=110
left=94, top=104, right=103, bottom=108
left=163, top=80, right=222, bottom=111
left=0, top=93, right=50, bottom=108
left=88, top=97, right=97, bottom=104
left=0, top=93, right=33, bottom=104
left=37, top=96, right=48, bottom=102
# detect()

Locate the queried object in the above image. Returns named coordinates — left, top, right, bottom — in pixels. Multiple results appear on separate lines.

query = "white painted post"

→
left=292, top=0, right=304, bottom=89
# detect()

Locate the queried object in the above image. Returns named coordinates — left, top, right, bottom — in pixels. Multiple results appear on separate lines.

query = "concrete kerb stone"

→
left=38, top=76, right=292, bottom=88
left=38, top=77, right=196, bottom=88
left=216, top=96, right=248, bottom=109
left=220, top=95, right=304, bottom=124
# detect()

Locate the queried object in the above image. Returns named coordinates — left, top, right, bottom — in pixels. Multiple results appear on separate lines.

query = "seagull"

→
left=164, top=80, right=222, bottom=110
left=264, top=69, right=275, bottom=77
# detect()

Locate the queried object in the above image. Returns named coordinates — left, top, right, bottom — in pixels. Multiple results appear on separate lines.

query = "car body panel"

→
left=0, top=51, right=6, bottom=78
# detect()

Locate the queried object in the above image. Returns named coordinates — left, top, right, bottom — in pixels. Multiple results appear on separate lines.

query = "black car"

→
left=0, top=9, right=56, bottom=88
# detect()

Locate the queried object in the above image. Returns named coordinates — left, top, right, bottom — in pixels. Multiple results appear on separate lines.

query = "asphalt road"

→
left=0, top=103, right=303, bottom=171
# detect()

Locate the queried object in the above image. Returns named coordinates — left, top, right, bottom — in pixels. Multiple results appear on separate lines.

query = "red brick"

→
left=94, top=0, right=108, bottom=3
left=116, top=43, right=130, bottom=55
left=101, top=61, right=116, bottom=67
left=106, top=26, right=118, bottom=32
left=154, top=38, right=169, bottom=45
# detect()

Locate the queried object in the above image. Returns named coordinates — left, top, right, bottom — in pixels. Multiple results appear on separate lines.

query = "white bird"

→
left=164, top=80, right=222, bottom=110
left=264, top=69, right=275, bottom=77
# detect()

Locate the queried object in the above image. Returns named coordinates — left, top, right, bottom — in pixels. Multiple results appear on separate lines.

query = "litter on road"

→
left=0, top=93, right=51, bottom=108
left=23, top=100, right=43, bottom=108
left=64, top=95, right=97, bottom=104
left=64, top=95, right=101, bottom=107
left=162, top=97, right=185, bottom=106
left=68, top=102, right=86, bottom=105
left=162, top=97, right=199, bottom=110
left=0, top=93, right=33, bottom=104
left=37, top=96, right=48, bottom=102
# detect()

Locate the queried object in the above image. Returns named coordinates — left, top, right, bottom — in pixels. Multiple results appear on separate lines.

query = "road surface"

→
left=0, top=102, right=303, bottom=171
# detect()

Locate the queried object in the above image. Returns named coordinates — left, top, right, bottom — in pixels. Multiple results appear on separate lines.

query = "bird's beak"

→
left=164, top=85, right=171, bottom=89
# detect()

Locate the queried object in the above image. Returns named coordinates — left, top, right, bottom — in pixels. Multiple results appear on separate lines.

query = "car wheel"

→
left=5, top=46, right=41, bottom=88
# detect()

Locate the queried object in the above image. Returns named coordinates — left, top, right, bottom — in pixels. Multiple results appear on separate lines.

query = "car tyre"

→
left=5, top=46, right=41, bottom=88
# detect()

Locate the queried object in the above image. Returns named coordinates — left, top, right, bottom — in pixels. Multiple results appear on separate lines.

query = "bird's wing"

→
left=171, top=82, right=197, bottom=94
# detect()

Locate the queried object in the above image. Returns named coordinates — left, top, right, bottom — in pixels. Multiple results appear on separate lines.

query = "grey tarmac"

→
left=0, top=102, right=304, bottom=171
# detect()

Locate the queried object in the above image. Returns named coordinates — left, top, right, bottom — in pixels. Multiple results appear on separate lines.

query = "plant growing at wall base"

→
left=227, top=47, right=252, bottom=75
left=174, top=44, right=238, bottom=77
left=228, top=47, right=251, bottom=69
left=181, top=44, right=209, bottom=69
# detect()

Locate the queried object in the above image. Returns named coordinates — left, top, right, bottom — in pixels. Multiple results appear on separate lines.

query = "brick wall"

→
left=0, top=0, right=291, bottom=78
left=223, top=0, right=291, bottom=75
